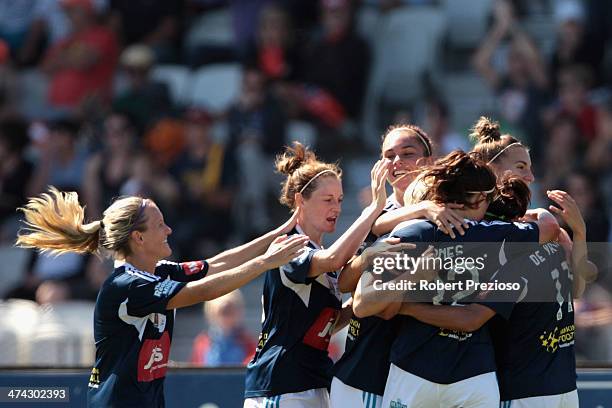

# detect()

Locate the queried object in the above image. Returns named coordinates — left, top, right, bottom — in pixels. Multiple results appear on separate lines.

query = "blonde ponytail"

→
left=16, top=187, right=101, bottom=255
left=17, top=188, right=150, bottom=258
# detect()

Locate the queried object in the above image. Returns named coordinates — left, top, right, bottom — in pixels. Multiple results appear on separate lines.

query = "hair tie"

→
left=487, top=142, right=523, bottom=164
left=413, top=131, right=431, bottom=156
left=466, top=187, right=496, bottom=194
left=299, top=170, right=336, bottom=194
left=128, top=200, right=147, bottom=232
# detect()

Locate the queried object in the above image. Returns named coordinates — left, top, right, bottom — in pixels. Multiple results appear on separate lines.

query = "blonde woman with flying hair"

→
left=16, top=188, right=309, bottom=408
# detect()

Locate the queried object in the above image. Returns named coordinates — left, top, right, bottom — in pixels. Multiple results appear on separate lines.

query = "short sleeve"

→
left=280, top=247, right=317, bottom=284
left=126, top=278, right=186, bottom=317
left=155, top=260, right=208, bottom=282
left=506, top=222, right=539, bottom=243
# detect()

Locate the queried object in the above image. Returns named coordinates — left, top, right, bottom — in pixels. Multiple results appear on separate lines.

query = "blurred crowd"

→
left=0, top=0, right=610, bottom=364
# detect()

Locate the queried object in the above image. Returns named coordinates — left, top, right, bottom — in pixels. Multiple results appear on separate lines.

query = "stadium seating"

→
left=151, top=65, right=193, bottom=106
left=362, top=7, right=446, bottom=144
left=188, top=64, right=242, bottom=113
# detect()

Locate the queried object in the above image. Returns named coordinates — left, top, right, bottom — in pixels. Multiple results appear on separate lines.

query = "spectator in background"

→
left=191, top=289, right=256, bottom=366
left=27, top=118, right=88, bottom=197
left=243, top=3, right=299, bottom=83
left=42, top=0, right=118, bottom=112
left=562, top=170, right=610, bottom=243
left=0, top=40, right=18, bottom=118
left=113, top=44, right=173, bottom=133
left=550, top=0, right=605, bottom=88
left=0, top=117, right=33, bottom=241
left=546, top=65, right=598, bottom=142
left=586, top=96, right=612, bottom=174
left=119, top=152, right=178, bottom=214
left=0, top=0, right=41, bottom=64
left=574, top=283, right=612, bottom=361
left=83, top=112, right=137, bottom=218
left=472, top=0, right=549, bottom=159
left=228, top=67, right=287, bottom=238
left=109, top=0, right=182, bottom=63
left=422, top=98, right=470, bottom=155
left=169, top=109, right=237, bottom=258
left=541, top=115, right=582, bottom=190
left=300, top=0, right=370, bottom=122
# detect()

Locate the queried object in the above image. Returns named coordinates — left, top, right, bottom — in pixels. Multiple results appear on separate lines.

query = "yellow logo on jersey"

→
left=539, top=324, right=575, bottom=353
left=347, top=318, right=360, bottom=341
left=88, top=368, right=100, bottom=388
left=257, top=332, right=269, bottom=351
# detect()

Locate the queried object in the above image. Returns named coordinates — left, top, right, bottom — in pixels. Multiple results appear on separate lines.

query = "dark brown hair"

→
left=470, top=116, right=525, bottom=163
left=421, top=150, right=497, bottom=208
left=381, top=124, right=433, bottom=157
left=487, top=175, right=531, bottom=221
left=275, top=142, right=341, bottom=208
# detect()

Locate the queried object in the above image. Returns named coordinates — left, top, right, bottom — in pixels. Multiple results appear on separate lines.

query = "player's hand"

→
left=262, top=234, right=309, bottom=268
left=421, top=201, right=468, bottom=239
left=370, top=159, right=389, bottom=211
left=275, top=206, right=302, bottom=236
left=363, top=237, right=415, bottom=264
left=547, top=190, right=586, bottom=239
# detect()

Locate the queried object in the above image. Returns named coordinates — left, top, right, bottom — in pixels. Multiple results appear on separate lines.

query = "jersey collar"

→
left=296, top=224, right=322, bottom=249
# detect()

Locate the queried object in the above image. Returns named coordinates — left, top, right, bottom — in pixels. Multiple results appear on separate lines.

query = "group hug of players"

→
left=16, top=116, right=596, bottom=407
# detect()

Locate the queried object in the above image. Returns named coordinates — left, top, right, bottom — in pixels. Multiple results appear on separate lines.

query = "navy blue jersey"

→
left=388, top=219, right=539, bottom=384
left=491, top=242, right=577, bottom=400
left=88, top=260, right=208, bottom=408
left=244, top=229, right=342, bottom=398
left=332, top=196, right=400, bottom=396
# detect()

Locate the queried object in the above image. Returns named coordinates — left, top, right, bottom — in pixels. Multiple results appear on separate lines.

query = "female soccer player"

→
left=331, top=124, right=462, bottom=408
left=398, top=181, right=586, bottom=407
left=354, top=151, right=560, bottom=408
left=464, top=117, right=589, bottom=407
left=243, top=142, right=389, bottom=408
left=470, top=116, right=597, bottom=283
left=16, top=188, right=309, bottom=408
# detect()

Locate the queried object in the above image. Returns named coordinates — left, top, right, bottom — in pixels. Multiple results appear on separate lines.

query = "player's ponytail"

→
left=470, top=116, right=526, bottom=164
left=17, top=187, right=150, bottom=258
left=470, top=116, right=501, bottom=144
left=487, top=175, right=531, bottom=221
left=16, top=188, right=102, bottom=255
left=420, top=150, right=497, bottom=208
left=275, top=142, right=341, bottom=208
left=275, top=142, right=315, bottom=176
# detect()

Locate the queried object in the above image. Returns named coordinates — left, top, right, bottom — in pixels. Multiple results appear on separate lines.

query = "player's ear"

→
left=131, top=230, right=144, bottom=245
left=294, top=192, right=304, bottom=207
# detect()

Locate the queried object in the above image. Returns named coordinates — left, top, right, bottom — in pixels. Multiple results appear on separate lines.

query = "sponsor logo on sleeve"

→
left=154, top=279, right=180, bottom=298
left=181, top=261, right=204, bottom=276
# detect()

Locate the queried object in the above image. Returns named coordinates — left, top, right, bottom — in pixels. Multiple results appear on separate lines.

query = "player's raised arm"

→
left=307, top=160, right=388, bottom=277
left=167, top=234, right=308, bottom=309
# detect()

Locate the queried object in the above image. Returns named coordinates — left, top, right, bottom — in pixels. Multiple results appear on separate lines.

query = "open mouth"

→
left=393, top=169, right=408, bottom=178
left=326, top=216, right=338, bottom=225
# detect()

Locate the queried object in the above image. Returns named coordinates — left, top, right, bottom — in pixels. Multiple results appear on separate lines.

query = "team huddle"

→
left=15, top=116, right=596, bottom=407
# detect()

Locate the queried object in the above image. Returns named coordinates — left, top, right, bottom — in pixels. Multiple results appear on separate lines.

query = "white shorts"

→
left=382, top=364, right=499, bottom=408
left=244, top=388, right=330, bottom=408
left=330, top=377, right=382, bottom=408
left=500, top=390, right=578, bottom=408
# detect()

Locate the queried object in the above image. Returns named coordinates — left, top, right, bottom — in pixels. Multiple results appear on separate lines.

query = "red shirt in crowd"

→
left=46, top=25, right=118, bottom=108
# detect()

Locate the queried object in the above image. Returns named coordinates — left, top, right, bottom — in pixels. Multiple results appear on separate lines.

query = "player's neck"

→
left=393, top=188, right=405, bottom=206
left=125, top=253, right=157, bottom=275
left=296, top=222, right=323, bottom=247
